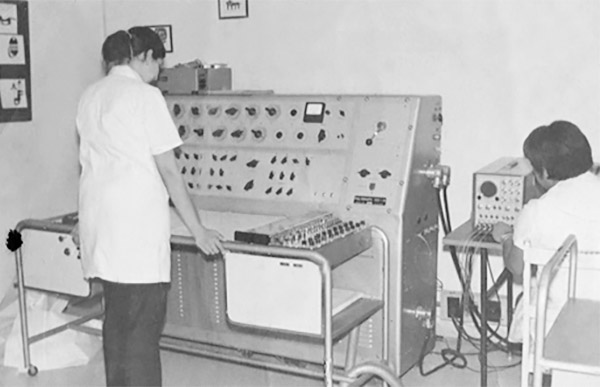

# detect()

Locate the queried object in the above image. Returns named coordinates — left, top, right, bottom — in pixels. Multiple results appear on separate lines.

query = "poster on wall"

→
left=147, top=25, right=173, bottom=53
left=0, top=78, right=27, bottom=109
left=0, top=3, right=17, bottom=34
left=0, top=0, right=30, bottom=122
left=0, top=34, right=25, bottom=64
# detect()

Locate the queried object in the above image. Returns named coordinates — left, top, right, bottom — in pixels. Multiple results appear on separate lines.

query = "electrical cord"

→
left=418, top=325, right=467, bottom=376
left=419, top=186, right=520, bottom=378
left=418, top=188, right=468, bottom=376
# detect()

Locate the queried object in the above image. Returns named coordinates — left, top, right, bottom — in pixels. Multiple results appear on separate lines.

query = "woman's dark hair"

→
left=101, top=26, right=166, bottom=69
left=523, top=120, right=593, bottom=180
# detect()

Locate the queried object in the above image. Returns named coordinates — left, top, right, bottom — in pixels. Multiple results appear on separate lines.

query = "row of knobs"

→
left=171, top=103, right=348, bottom=121
left=172, top=104, right=283, bottom=120
left=271, top=220, right=366, bottom=248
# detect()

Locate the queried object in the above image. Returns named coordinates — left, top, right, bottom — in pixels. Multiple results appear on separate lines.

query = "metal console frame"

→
left=13, top=218, right=104, bottom=377
left=167, top=226, right=398, bottom=387
left=13, top=218, right=400, bottom=386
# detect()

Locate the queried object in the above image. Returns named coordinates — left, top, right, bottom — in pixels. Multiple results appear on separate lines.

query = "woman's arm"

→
left=492, top=222, right=524, bottom=284
left=154, top=149, right=224, bottom=256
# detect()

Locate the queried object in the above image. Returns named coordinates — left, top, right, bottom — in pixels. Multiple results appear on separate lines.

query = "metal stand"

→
left=13, top=217, right=400, bottom=386
left=13, top=218, right=102, bottom=376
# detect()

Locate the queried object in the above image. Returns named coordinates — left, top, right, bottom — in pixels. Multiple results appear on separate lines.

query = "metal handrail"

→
left=532, top=234, right=578, bottom=387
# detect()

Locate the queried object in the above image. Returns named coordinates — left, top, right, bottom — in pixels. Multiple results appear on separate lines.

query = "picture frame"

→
left=147, top=25, right=173, bottom=53
left=218, top=0, right=248, bottom=19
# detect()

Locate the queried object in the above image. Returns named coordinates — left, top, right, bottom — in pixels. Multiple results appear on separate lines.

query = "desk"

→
left=442, top=221, right=513, bottom=387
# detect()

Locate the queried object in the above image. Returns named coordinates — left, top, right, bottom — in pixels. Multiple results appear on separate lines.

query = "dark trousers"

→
left=101, top=280, right=169, bottom=387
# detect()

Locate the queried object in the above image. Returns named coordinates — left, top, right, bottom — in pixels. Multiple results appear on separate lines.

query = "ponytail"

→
left=101, top=30, right=132, bottom=70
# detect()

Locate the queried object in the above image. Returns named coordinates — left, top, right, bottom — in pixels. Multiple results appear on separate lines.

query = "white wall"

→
left=0, top=0, right=104, bottom=303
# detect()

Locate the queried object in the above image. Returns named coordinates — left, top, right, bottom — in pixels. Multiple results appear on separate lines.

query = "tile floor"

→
left=0, top=291, right=521, bottom=387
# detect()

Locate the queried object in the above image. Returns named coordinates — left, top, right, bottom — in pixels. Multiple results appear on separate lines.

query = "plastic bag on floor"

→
left=3, top=291, right=102, bottom=372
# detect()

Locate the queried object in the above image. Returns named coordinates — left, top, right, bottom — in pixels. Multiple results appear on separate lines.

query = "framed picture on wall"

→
left=218, top=0, right=248, bottom=19
left=147, top=25, right=173, bottom=53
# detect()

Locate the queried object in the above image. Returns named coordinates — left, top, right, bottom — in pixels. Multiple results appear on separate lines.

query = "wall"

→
left=0, top=0, right=104, bottom=303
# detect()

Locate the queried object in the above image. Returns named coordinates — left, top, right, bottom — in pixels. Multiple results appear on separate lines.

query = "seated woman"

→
left=492, top=120, right=600, bottom=343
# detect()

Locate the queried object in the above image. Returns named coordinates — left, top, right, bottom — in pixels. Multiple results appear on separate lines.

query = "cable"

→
left=418, top=327, right=467, bottom=377
left=442, top=187, right=452, bottom=232
left=420, top=187, right=522, bottom=378
left=417, top=189, right=470, bottom=376
left=436, top=188, right=517, bottom=350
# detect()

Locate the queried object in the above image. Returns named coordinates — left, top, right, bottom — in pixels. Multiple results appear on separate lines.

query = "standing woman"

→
left=76, top=27, right=224, bottom=386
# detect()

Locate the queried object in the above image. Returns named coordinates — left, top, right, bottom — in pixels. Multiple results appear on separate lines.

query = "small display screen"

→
left=303, top=102, right=326, bottom=123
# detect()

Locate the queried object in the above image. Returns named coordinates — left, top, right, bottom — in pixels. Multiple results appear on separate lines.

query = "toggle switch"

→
left=317, top=129, right=326, bottom=143
left=212, top=128, right=226, bottom=139
left=379, top=170, right=392, bottom=179
left=265, top=106, right=279, bottom=117
left=173, top=104, right=183, bottom=117
left=231, top=129, right=245, bottom=139
left=251, top=128, right=265, bottom=140
left=225, top=107, right=239, bottom=117
left=244, top=180, right=254, bottom=191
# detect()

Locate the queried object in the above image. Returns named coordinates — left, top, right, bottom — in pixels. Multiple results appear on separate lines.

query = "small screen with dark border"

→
left=303, top=102, right=325, bottom=123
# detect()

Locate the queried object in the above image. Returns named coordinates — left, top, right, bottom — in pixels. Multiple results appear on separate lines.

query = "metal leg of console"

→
left=14, top=247, right=36, bottom=375
left=344, top=327, right=360, bottom=372
left=507, top=272, right=513, bottom=333
left=322, top=258, right=334, bottom=387
left=480, top=248, right=488, bottom=387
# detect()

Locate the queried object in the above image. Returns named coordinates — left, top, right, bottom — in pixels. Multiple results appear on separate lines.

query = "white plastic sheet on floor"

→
left=1, top=290, right=101, bottom=372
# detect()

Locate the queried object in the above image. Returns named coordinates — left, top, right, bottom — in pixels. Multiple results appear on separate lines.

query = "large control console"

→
left=166, top=93, right=443, bottom=375
left=14, top=93, right=443, bottom=380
